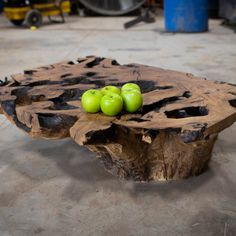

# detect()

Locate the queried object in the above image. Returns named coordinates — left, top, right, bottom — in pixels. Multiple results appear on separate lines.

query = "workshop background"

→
left=0, top=0, right=236, bottom=236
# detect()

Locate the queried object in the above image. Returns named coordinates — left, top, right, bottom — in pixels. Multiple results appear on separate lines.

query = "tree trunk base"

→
left=86, top=127, right=217, bottom=181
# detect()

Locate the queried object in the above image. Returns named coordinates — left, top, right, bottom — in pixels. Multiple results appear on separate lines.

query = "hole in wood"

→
left=11, top=87, right=31, bottom=105
left=142, top=96, right=181, bottom=114
left=50, top=89, right=84, bottom=103
left=63, top=76, right=89, bottom=85
left=24, top=70, right=37, bottom=75
left=192, top=123, right=207, bottom=129
left=49, top=102, right=78, bottom=110
left=28, top=80, right=59, bottom=86
left=1, top=101, right=31, bottom=132
left=128, top=118, right=149, bottom=122
left=181, top=130, right=204, bottom=143
left=229, top=99, right=236, bottom=108
left=0, top=77, right=10, bottom=86
left=1, top=100, right=15, bottom=116
left=68, top=60, right=79, bottom=65
left=86, top=125, right=116, bottom=145
left=115, top=80, right=158, bottom=93
left=111, top=60, right=120, bottom=66
left=62, top=76, right=106, bottom=87
left=165, top=106, right=209, bottom=119
left=117, top=80, right=174, bottom=93
left=91, top=76, right=107, bottom=80
left=77, top=58, right=87, bottom=63
left=155, top=85, right=174, bottom=90
left=133, top=80, right=157, bottom=93
left=183, top=91, right=192, bottom=98
left=86, top=57, right=105, bottom=68
left=61, top=73, right=73, bottom=78
left=31, top=95, right=46, bottom=102
left=38, top=114, right=77, bottom=129
left=86, top=72, right=97, bottom=77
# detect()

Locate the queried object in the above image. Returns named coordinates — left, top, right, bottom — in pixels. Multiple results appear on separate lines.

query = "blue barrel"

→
left=164, top=0, right=209, bottom=33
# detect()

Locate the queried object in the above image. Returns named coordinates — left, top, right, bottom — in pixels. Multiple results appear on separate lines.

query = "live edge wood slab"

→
left=0, top=56, right=236, bottom=181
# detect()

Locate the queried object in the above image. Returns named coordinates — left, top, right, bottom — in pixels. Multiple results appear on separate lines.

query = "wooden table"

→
left=0, top=56, right=235, bottom=181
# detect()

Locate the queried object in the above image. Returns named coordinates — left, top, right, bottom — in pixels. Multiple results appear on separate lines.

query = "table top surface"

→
left=0, top=56, right=235, bottom=145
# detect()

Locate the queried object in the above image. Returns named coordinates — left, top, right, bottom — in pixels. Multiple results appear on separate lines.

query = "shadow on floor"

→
left=4, top=137, right=226, bottom=203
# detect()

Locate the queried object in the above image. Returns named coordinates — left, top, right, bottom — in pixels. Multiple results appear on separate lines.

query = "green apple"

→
left=121, top=89, right=143, bottom=113
left=121, top=83, right=141, bottom=93
left=101, top=85, right=120, bottom=95
left=100, top=93, right=123, bottom=116
left=81, top=89, right=103, bottom=113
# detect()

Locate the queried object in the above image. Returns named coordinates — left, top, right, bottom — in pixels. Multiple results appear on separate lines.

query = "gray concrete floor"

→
left=0, top=15, right=236, bottom=236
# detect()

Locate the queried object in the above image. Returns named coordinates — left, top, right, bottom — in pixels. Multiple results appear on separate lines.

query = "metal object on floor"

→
left=124, top=6, right=156, bottom=29
left=79, top=0, right=145, bottom=16
left=3, top=0, right=70, bottom=27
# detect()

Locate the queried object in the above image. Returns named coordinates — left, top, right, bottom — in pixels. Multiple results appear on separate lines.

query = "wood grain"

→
left=0, top=56, right=235, bottom=181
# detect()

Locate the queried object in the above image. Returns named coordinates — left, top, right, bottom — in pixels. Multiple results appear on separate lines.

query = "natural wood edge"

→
left=0, top=56, right=235, bottom=181
left=79, top=127, right=218, bottom=181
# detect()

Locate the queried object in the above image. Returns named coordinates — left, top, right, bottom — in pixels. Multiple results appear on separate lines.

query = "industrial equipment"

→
left=3, top=0, right=70, bottom=27
left=79, top=0, right=146, bottom=16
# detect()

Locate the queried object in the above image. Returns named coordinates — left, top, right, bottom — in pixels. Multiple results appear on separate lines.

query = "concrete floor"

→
left=0, top=15, right=236, bottom=236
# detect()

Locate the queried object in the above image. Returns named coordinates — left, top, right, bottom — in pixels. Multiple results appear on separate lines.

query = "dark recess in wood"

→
left=0, top=56, right=235, bottom=181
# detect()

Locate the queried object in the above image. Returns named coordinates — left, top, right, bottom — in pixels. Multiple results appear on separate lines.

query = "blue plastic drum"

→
left=164, top=0, right=209, bottom=32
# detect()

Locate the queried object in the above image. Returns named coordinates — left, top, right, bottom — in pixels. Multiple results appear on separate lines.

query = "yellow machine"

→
left=3, top=0, right=70, bottom=27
